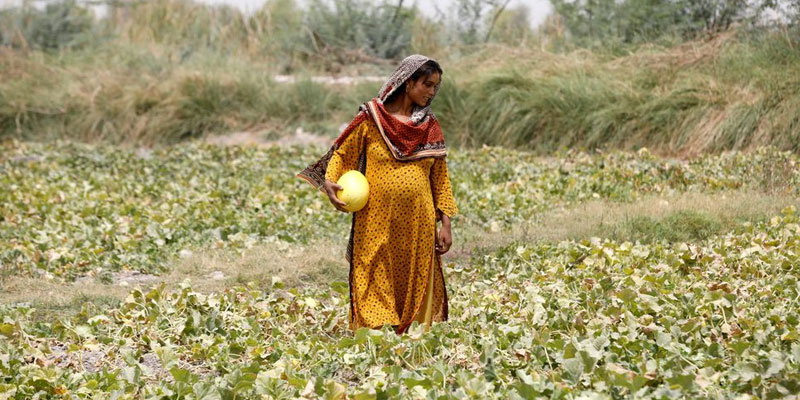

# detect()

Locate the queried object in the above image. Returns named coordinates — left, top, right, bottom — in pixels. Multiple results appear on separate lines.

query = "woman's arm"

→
left=436, top=213, right=452, bottom=255
left=431, top=157, right=458, bottom=218
left=324, top=122, right=365, bottom=212
left=432, top=157, right=458, bottom=255
left=323, top=180, right=347, bottom=212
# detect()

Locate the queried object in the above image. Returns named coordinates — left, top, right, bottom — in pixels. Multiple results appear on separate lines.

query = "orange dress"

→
left=325, top=118, right=458, bottom=333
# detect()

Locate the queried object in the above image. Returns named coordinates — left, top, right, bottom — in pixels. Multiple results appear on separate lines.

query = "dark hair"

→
left=383, top=59, right=443, bottom=104
left=410, top=59, right=443, bottom=82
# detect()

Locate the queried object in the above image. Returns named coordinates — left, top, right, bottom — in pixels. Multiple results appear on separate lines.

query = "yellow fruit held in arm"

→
left=336, top=170, right=369, bottom=212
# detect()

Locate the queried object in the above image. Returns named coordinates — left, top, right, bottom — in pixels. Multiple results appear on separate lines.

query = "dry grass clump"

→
left=438, top=30, right=800, bottom=155
left=456, top=190, right=799, bottom=255
left=0, top=240, right=347, bottom=321
left=0, top=43, right=369, bottom=144
left=2, top=18, right=800, bottom=154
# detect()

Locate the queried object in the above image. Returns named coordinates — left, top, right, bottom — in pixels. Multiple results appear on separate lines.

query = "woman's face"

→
left=406, top=72, right=440, bottom=108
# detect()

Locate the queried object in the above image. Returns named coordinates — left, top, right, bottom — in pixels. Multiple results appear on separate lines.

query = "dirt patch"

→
left=49, top=342, right=113, bottom=373
left=74, top=270, right=160, bottom=287
left=204, top=127, right=331, bottom=148
left=454, top=190, right=799, bottom=259
left=273, top=75, right=384, bottom=85
left=46, top=342, right=213, bottom=380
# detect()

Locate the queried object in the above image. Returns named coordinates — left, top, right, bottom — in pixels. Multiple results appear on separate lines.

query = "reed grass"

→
left=1, top=0, right=799, bottom=154
left=437, top=31, right=800, bottom=154
left=0, top=42, right=365, bottom=144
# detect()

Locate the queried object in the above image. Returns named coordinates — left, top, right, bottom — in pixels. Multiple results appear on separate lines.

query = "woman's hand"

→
left=323, top=179, right=348, bottom=212
left=435, top=214, right=452, bottom=255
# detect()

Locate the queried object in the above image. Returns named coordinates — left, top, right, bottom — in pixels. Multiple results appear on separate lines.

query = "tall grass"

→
left=0, top=0, right=97, bottom=51
left=1, top=1, right=799, bottom=153
left=0, top=42, right=367, bottom=144
left=437, top=31, right=800, bottom=154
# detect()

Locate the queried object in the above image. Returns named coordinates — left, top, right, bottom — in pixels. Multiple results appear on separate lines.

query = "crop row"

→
left=1, top=207, right=799, bottom=398
left=2, top=142, right=798, bottom=279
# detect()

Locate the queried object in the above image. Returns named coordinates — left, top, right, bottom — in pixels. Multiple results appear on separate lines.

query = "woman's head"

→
left=384, top=59, right=443, bottom=108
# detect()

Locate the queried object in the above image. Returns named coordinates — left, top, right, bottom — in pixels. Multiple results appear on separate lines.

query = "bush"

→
left=111, top=0, right=248, bottom=51
left=303, top=0, right=415, bottom=61
left=0, top=0, right=95, bottom=51
left=621, top=210, right=722, bottom=243
left=247, top=0, right=306, bottom=72
left=549, top=0, right=787, bottom=49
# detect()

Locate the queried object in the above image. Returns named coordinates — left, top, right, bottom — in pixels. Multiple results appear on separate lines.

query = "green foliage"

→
left=435, top=31, right=800, bottom=153
left=113, top=0, right=250, bottom=51
left=2, top=2, right=800, bottom=153
left=304, top=0, right=416, bottom=60
left=107, top=0, right=421, bottom=64
left=577, top=0, right=666, bottom=42
left=4, top=30, right=800, bottom=152
left=548, top=0, right=790, bottom=48
left=0, top=0, right=96, bottom=51
left=2, top=204, right=800, bottom=397
left=447, top=0, right=500, bottom=45
left=248, top=0, right=306, bottom=72
left=0, top=45, right=357, bottom=144
left=0, top=142, right=340, bottom=279
left=490, top=5, right=536, bottom=45
left=622, top=210, right=723, bottom=243
left=2, top=142, right=798, bottom=281
left=0, top=0, right=544, bottom=69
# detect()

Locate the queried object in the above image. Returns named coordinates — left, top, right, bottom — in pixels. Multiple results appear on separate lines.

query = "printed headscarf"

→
left=298, top=54, right=447, bottom=191
left=376, top=54, right=440, bottom=124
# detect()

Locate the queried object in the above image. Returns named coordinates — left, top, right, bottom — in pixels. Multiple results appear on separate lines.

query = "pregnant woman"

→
left=298, top=55, right=458, bottom=334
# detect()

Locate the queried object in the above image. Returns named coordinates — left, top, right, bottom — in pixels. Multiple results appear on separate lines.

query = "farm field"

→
left=3, top=0, right=800, bottom=398
left=2, top=141, right=800, bottom=398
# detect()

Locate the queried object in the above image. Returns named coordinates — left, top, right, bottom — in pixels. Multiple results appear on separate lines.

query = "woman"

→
left=297, top=55, right=458, bottom=334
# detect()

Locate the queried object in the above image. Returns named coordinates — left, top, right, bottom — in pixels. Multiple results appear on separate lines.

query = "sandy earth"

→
left=203, top=127, right=334, bottom=148
left=48, top=342, right=212, bottom=380
left=273, top=75, right=384, bottom=85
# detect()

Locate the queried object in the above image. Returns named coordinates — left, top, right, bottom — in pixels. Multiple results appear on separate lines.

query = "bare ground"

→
left=203, top=127, right=333, bottom=148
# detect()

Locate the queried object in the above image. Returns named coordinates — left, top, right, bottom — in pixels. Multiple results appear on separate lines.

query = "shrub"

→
left=622, top=210, right=723, bottom=243
left=303, top=0, right=415, bottom=61
left=0, top=0, right=95, bottom=51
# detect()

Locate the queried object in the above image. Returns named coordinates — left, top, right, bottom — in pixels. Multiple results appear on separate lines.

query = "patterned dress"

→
left=325, top=117, right=458, bottom=333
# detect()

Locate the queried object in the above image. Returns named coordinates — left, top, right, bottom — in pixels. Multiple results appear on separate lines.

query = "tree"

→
left=0, top=0, right=95, bottom=51
left=489, top=5, right=536, bottom=45
left=549, top=0, right=785, bottom=47
left=436, top=0, right=513, bottom=45
left=304, top=0, right=415, bottom=61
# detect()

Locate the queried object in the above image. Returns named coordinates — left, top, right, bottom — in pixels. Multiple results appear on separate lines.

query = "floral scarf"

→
left=297, top=54, right=447, bottom=191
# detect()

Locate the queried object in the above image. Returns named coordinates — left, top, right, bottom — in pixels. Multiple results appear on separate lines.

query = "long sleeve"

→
left=431, top=156, right=458, bottom=218
left=325, top=121, right=366, bottom=183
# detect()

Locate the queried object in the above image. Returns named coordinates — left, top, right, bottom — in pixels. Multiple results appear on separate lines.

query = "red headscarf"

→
left=298, top=54, right=446, bottom=189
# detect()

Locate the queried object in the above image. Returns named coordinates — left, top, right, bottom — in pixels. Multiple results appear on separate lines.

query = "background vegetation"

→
left=1, top=0, right=799, bottom=154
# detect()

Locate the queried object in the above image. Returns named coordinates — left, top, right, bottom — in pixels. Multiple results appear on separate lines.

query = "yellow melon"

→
left=336, top=170, right=369, bottom=212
